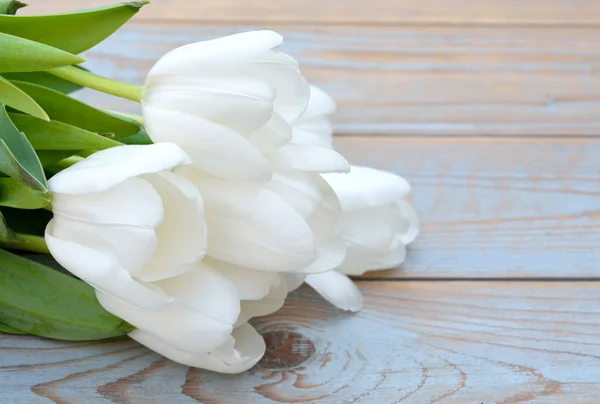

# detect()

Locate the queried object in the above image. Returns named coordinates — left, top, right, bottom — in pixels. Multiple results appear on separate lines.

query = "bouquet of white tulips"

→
left=0, top=1, right=419, bottom=373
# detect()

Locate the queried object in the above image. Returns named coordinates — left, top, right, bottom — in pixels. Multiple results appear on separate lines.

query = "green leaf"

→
left=9, top=113, right=123, bottom=150
left=0, top=1, right=149, bottom=54
left=0, top=32, right=85, bottom=73
left=2, top=71, right=82, bottom=94
left=11, top=81, right=140, bottom=138
left=0, top=321, right=26, bottom=334
left=0, top=248, right=133, bottom=340
left=2, top=206, right=51, bottom=236
left=0, top=105, right=47, bottom=192
left=0, top=178, right=50, bottom=209
left=0, top=76, right=48, bottom=121
left=121, top=129, right=152, bottom=145
left=0, top=0, right=26, bottom=15
left=36, top=150, right=78, bottom=167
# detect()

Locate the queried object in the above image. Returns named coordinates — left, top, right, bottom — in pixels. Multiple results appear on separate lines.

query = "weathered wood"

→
left=23, top=0, right=600, bottom=25
left=58, top=24, right=600, bottom=135
left=340, top=136, right=600, bottom=278
left=3, top=282, right=600, bottom=403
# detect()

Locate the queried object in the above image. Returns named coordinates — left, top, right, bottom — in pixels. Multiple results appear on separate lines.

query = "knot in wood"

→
left=259, top=330, right=316, bottom=369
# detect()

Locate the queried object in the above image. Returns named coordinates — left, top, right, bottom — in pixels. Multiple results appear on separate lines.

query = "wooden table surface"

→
left=4, top=1, right=600, bottom=403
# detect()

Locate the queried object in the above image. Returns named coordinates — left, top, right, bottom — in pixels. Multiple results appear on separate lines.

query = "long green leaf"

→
left=9, top=113, right=123, bottom=150
left=1, top=207, right=51, bottom=237
left=0, top=106, right=47, bottom=192
left=2, top=71, right=83, bottom=94
left=11, top=81, right=140, bottom=138
left=0, top=248, right=133, bottom=340
left=0, top=76, right=49, bottom=121
left=0, top=1, right=148, bottom=54
left=121, top=129, right=152, bottom=145
left=0, top=321, right=26, bottom=334
left=0, top=32, right=84, bottom=73
left=36, top=150, right=78, bottom=167
left=0, top=0, right=26, bottom=15
left=0, top=178, right=50, bottom=209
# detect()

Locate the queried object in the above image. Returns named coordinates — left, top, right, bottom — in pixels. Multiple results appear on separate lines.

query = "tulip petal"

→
left=268, top=172, right=323, bottom=220
left=305, top=271, right=363, bottom=312
left=143, top=107, right=271, bottom=182
left=246, top=51, right=309, bottom=122
left=269, top=172, right=340, bottom=242
left=130, top=322, right=265, bottom=374
left=155, top=264, right=240, bottom=325
left=208, top=258, right=280, bottom=300
left=305, top=175, right=341, bottom=242
left=397, top=199, right=420, bottom=245
left=137, top=172, right=207, bottom=282
left=51, top=176, right=163, bottom=228
left=48, top=143, right=190, bottom=195
left=304, top=85, right=336, bottom=117
left=266, top=144, right=350, bottom=174
left=301, top=236, right=347, bottom=274
left=337, top=207, right=398, bottom=253
left=291, top=127, right=333, bottom=148
left=337, top=241, right=407, bottom=276
left=45, top=222, right=171, bottom=311
left=144, top=75, right=275, bottom=134
left=50, top=181, right=161, bottom=275
left=147, top=30, right=283, bottom=77
left=97, top=267, right=238, bottom=354
left=322, top=165, right=411, bottom=211
left=282, top=273, right=306, bottom=293
left=246, top=112, right=292, bottom=152
left=187, top=175, right=317, bottom=272
left=50, top=217, right=158, bottom=277
left=235, top=279, right=287, bottom=327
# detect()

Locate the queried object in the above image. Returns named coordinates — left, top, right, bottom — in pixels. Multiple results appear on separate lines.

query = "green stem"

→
left=1, top=233, right=50, bottom=254
left=48, top=66, right=143, bottom=102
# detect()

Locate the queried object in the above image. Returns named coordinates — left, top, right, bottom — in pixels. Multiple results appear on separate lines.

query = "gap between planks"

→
left=70, top=23, right=600, bottom=136
left=22, top=0, right=600, bottom=26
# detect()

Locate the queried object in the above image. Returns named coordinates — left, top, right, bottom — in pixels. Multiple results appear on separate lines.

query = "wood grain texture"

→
left=23, top=0, right=600, bottom=25
left=3, top=282, right=600, bottom=403
left=339, top=136, right=600, bottom=278
left=15, top=137, right=600, bottom=280
left=57, top=24, right=600, bottom=135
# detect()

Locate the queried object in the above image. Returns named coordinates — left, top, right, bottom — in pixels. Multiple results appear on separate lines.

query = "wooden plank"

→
left=333, top=136, right=600, bottom=278
left=22, top=0, right=600, bottom=25
left=3, top=282, right=600, bottom=403
left=64, top=24, right=600, bottom=135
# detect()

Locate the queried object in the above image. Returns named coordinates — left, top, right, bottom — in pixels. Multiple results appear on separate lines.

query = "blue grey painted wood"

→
left=2, top=283, right=600, bottom=403
left=335, top=137, right=600, bottom=278
left=65, top=24, right=600, bottom=135
left=24, top=0, right=600, bottom=25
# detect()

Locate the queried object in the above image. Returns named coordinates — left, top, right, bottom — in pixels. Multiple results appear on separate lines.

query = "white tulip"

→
left=42, top=144, right=285, bottom=373
left=141, top=31, right=350, bottom=276
left=177, top=167, right=346, bottom=274
left=291, top=85, right=336, bottom=148
left=142, top=30, right=348, bottom=181
left=287, top=85, right=419, bottom=311
left=46, top=143, right=328, bottom=373
left=128, top=259, right=289, bottom=374
left=305, top=166, right=419, bottom=312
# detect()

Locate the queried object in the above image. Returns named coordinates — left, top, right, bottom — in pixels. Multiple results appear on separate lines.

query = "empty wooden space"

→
left=3, top=0, right=600, bottom=403
left=69, top=24, right=600, bottom=135
left=3, top=284, right=600, bottom=403
left=23, top=0, right=600, bottom=25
